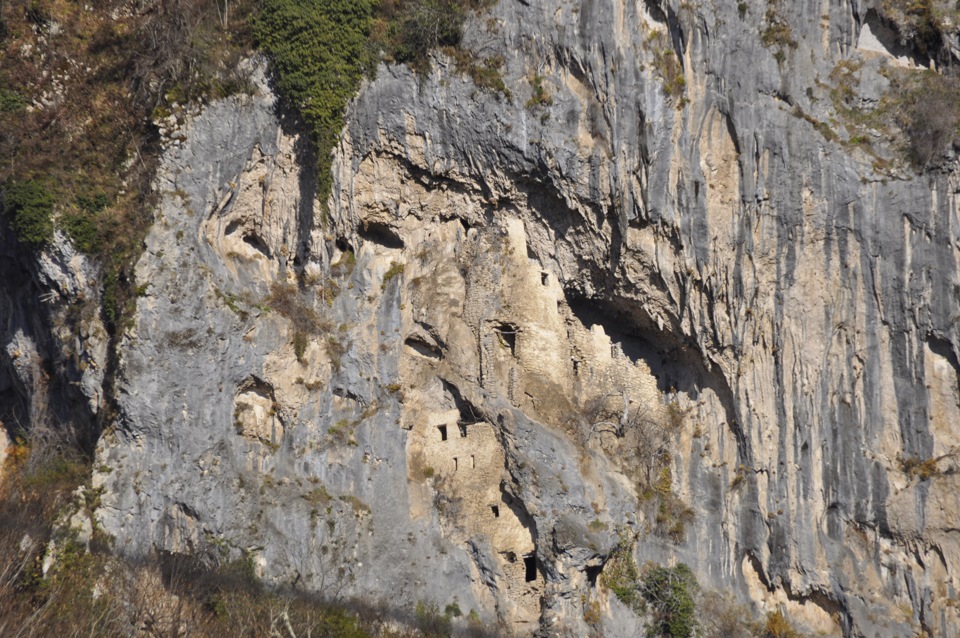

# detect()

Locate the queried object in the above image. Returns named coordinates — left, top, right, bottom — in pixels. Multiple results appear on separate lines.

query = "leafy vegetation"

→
left=640, top=564, right=699, bottom=638
left=0, top=87, right=25, bottom=113
left=61, top=191, right=111, bottom=254
left=443, top=47, right=510, bottom=97
left=254, top=0, right=503, bottom=210
left=646, top=29, right=686, bottom=102
left=1, top=179, right=55, bottom=247
left=759, top=609, right=803, bottom=638
left=603, top=535, right=645, bottom=613
left=382, top=260, right=406, bottom=288
left=412, top=599, right=474, bottom=636
left=759, top=3, right=796, bottom=65
left=255, top=0, right=377, bottom=211
left=601, top=538, right=700, bottom=638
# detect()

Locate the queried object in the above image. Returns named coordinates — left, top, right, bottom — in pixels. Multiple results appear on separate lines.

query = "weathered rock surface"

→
left=0, top=229, right=106, bottom=465
left=0, top=0, right=957, bottom=636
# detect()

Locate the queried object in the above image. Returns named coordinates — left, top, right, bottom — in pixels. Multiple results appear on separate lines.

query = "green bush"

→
left=1, top=180, right=55, bottom=247
left=382, top=260, right=405, bottom=288
left=255, top=0, right=377, bottom=208
left=414, top=600, right=454, bottom=636
left=62, top=191, right=111, bottom=254
left=603, top=536, right=644, bottom=613
left=0, top=87, right=25, bottom=113
left=640, top=563, right=699, bottom=638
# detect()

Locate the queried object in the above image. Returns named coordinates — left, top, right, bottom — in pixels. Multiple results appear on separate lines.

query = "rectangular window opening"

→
left=438, top=425, right=448, bottom=441
left=523, top=554, right=537, bottom=582
left=453, top=457, right=458, bottom=471
left=491, top=505, right=500, bottom=518
left=471, top=454, right=475, bottom=469
left=493, top=323, right=518, bottom=356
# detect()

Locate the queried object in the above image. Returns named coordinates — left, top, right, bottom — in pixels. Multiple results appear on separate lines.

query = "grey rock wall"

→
left=71, top=1, right=960, bottom=636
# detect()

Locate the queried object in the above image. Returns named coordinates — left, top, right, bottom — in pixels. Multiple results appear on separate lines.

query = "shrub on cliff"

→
left=604, top=538, right=644, bottom=613
left=1, top=180, right=55, bottom=247
left=601, top=540, right=700, bottom=638
left=254, top=0, right=377, bottom=207
left=640, top=563, right=699, bottom=638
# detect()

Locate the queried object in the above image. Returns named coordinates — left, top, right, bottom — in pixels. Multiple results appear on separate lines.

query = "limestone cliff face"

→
left=4, top=0, right=954, bottom=635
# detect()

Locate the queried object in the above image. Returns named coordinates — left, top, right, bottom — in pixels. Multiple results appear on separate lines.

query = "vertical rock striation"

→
left=56, top=0, right=960, bottom=636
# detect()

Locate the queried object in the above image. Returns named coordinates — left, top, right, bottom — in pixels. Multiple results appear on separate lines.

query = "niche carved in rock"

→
left=233, top=376, right=284, bottom=450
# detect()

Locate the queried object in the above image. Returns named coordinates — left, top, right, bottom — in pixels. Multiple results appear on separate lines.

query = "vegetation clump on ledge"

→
left=0, top=179, right=55, bottom=247
left=255, top=0, right=504, bottom=210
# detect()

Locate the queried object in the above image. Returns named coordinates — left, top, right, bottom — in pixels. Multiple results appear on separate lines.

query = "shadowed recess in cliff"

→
left=566, top=295, right=748, bottom=462
left=271, top=104, right=318, bottom=268
left=0, top=239, right=102, bottom=455
left=512, top=171, right=615, bottom=289
left=358, top=220, right=405, bottom=249
left=858, top=9, right=930, bottom=67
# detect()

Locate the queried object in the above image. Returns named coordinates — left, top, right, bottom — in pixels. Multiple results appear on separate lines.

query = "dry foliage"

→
left=267, top=283, right=331, bottom=335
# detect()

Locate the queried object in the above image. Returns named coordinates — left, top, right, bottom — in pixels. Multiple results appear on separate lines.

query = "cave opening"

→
left=242, top=232, right=270, bottom=257
left=585, top=564, right=602, bottom=586
left=358, top=221, right=404, bottom=249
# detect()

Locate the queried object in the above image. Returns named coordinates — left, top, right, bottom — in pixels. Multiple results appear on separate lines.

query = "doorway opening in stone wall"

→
left=493, top=323, right=518, bottom=356
left=438, top=425, right=448, bottom=441
left=491, top=504, right=500, bottom=518
left=523, top=553, right=536, bottom=582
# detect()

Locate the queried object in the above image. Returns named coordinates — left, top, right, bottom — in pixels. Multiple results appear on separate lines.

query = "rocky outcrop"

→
left=0, top=228, right=107, bottom=466
left=22, top=0, right=956, bottom=636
